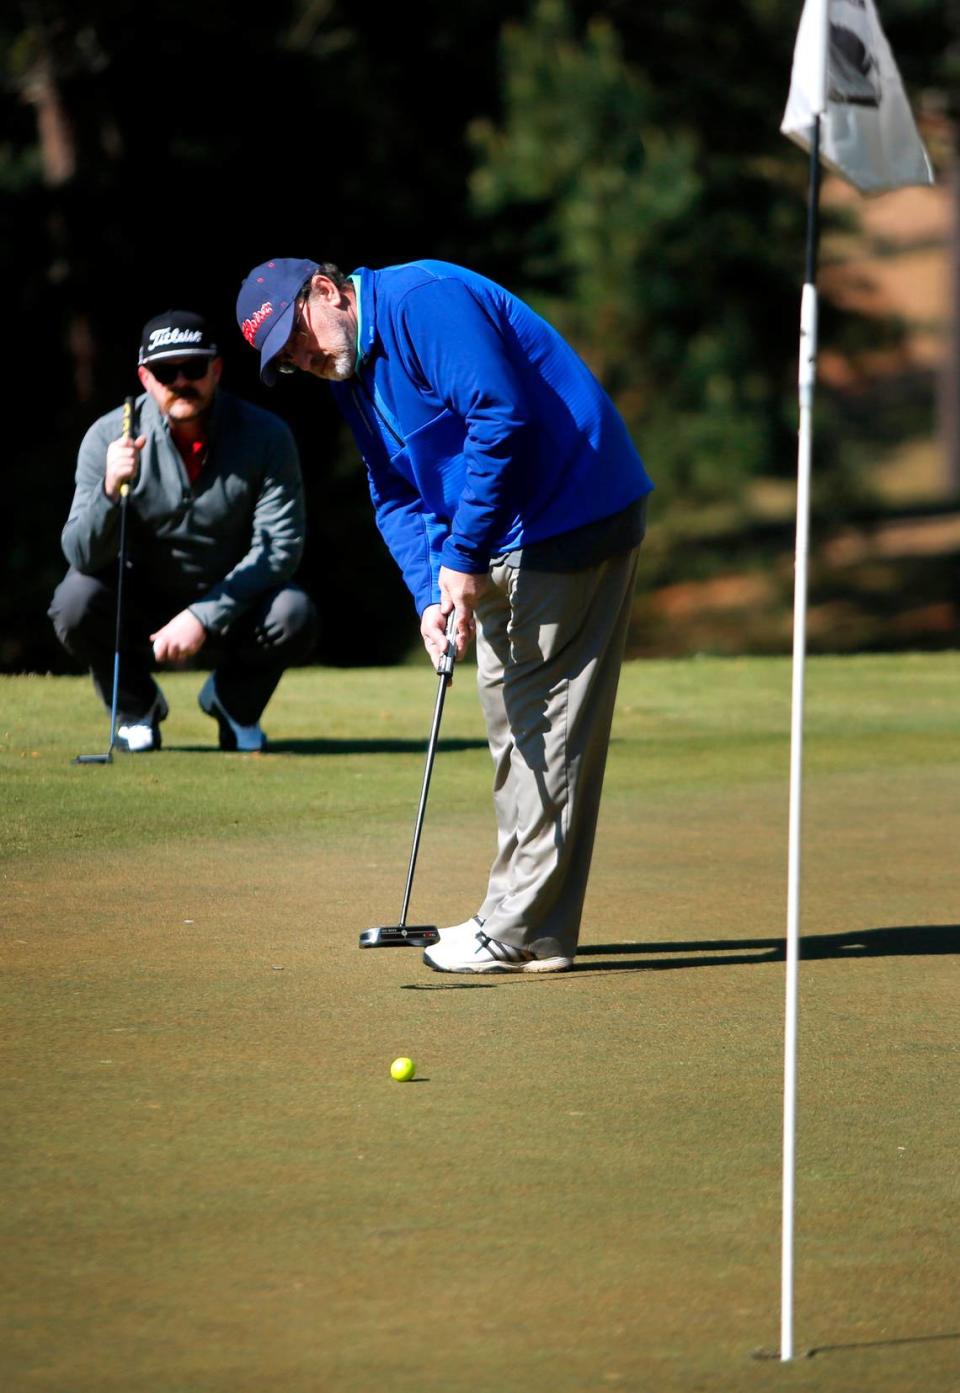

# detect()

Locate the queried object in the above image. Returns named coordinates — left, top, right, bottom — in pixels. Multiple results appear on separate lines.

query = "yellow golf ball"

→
left=390, top=1056, right=416, bottom=1082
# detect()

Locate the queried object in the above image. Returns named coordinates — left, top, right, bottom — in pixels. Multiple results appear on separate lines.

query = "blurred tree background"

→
left=2, top=0, right=956, bottom=672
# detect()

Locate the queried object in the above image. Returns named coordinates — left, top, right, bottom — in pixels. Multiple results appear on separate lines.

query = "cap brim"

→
left=258, top=301, right=298, bottom=386
left=141, top=348, right=219, bottom=364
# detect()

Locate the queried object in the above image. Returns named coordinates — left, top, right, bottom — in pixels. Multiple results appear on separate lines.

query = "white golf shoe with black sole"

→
left=423, top=924, right=572, bottom=974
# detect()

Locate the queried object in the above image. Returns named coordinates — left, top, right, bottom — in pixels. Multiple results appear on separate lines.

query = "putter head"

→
left=73, top=753, right=113, bottom=764
left=359, top=925, right=440, bottom=949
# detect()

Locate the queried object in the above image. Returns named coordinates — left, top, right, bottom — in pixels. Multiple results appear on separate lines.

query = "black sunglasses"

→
left=148, top=357, right=213, bottom=386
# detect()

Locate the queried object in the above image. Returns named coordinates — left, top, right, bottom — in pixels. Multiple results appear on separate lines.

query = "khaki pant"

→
left=472, top=544, right=642, bottom=959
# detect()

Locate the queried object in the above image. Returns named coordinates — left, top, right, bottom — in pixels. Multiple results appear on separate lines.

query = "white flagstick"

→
left=781, top=4, right=828, bottom=1362
left=782, top=272, right=817, bottom=1362
left=778, top=0, right=934, bottom=1362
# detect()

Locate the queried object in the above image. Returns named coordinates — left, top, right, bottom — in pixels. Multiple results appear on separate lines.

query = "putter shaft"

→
left=73, top=395, right=135, bottom=766
left=398, top=617, right=456, bottom=924
left=359, top=614, right=457, bottom=948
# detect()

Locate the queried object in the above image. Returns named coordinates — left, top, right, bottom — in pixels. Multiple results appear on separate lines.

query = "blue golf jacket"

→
left=330, top=261, right=653, bottom=614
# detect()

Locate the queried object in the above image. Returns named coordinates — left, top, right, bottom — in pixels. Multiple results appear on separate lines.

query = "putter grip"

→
left=120, top=394, right=135, bottom=498
left=437, top=611, right=457, bottom=679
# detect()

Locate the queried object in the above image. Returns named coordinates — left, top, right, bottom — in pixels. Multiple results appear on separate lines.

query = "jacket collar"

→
left=351, top=267, right=379, bottom=368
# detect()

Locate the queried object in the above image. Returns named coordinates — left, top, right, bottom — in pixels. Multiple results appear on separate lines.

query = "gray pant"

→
left=472, top=544, right=642, bottom=959
left=49, top=568, right=317, bottom=726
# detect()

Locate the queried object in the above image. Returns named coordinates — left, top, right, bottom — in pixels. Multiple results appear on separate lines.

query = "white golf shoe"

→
left=198, top=675, right=266, bottom=752
left=117, top=690, right=168, bottom=753
left=423, top=923, right=572, bottom=974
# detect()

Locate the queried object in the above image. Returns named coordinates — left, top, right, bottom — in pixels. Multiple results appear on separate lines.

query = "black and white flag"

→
left=781, top=0, right=933, bottom=193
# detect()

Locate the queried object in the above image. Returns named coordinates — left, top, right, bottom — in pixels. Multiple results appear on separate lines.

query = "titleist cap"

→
left=139, top=310, right=218, bottom=365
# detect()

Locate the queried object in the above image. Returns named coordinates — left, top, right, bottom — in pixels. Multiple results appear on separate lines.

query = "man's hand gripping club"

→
left=420, top=565, right=491, bottom=665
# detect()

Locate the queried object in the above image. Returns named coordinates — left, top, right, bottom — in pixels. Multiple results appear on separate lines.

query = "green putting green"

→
left=2, top=654, right=958, bottom=1392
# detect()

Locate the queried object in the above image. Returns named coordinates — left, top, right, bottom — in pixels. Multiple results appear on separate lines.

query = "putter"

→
left=74, top=395, right=135, bottom=765
left=359, top=612, right=457, bottom=948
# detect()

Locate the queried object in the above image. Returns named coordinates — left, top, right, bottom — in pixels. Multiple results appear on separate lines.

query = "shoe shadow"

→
left=396, top=926, right=960, bottom=987
left=570, top=924, right=960, bottom=972
left=164, top=744, right=256, bottom=754
left=400, top=982, right=500, bottom=991
left=267, top=737, right=489, bottom=756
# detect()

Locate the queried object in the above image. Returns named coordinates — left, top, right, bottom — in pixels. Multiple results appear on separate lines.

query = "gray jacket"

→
left=61, top=390, right=306, bottom=634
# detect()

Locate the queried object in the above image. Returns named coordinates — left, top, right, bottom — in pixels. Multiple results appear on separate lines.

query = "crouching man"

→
left=49, top=310, right=317, bottom=751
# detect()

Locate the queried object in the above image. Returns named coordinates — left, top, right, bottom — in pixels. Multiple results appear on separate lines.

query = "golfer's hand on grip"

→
left=104, top=434, right=146, bottom=502
left=420, top=604, right=454, bottom=667
left=421, top=567, right=490, bottom=664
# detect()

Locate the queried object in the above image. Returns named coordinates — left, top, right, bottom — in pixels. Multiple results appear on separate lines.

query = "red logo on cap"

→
left=242, top=301, right=273, bottom=346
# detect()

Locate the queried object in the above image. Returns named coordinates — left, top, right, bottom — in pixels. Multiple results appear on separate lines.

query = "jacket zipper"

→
left=352, top=377, right=405, bottom=448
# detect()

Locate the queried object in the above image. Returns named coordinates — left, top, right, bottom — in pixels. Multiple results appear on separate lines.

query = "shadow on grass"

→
left=397, top=926, right=959, bottom=988
left=400, top=981, right=500, bottom=991
left=166, top=738, right=489, bottom=756
left=754, top=1330, right=960, bottom=1360
left=808, top=1331, right=960, bottom=1359
left=572, top=924, right=960, bottom=972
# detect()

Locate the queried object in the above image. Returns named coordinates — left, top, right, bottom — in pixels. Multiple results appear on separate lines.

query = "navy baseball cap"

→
left=236, top=258, right=318, bottom=385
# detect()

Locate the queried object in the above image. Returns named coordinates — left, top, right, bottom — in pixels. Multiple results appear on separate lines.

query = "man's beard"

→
left=312, top=320, right=355, bottom=380
left=322, top=348, right=354, bottom=381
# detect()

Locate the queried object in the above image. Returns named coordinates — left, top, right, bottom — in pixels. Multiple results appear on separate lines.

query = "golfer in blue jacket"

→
left=237, top=258, right=653, bottom=973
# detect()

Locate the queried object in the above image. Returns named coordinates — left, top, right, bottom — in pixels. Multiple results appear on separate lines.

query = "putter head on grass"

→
left=359, top=925, right=440, bottom=948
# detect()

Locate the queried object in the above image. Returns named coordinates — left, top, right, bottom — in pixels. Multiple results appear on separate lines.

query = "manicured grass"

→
left=2, top=654, right=958, bottom=1392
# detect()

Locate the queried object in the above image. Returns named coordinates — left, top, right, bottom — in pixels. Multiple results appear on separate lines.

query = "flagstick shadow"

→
left=808, top=1331, right=960, bottom=1358
left=753, top=1330, right=960, bottom=1360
